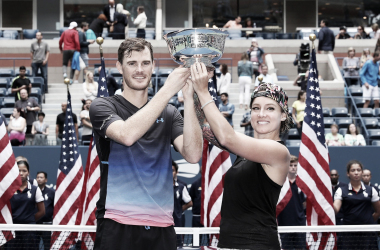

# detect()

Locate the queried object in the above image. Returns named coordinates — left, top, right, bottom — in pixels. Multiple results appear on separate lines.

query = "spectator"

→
left=78, top=22, right=95, bottom=77
left=335, top=26, right=351, bottom=39
left=354, top=25, right=370, bottom=39
left=293, top=70, right=309, bottom=91
left=362, top=169, right=374, bottom=187
left=6, top=160, right=45, bottom=249
left=292, top=90, right=306, bottom=137
left=219, top=92, right=235, bottom=127
left=243, top=17, right=254, bottom=38
left=35, top=171, right=55, bottom=250
left=11, top=66, right=32, bottom=102
left=116, top=3, right=131, bottom=38
left=333, top=160, right=380, bottom=250
left=80, top=99, right=92, bottom=144
left=83, top=71, right=98, bottom=100
left=223, top=16, right=242, bottom=29
left=89, top=14, right=107, bottom=38
left=331, top=169, right=347, bottom=225
left=238, top=53, right=253, bottom=110
left=325, top=124, right=345, bottom=146
left=372, top=23, right=380, bottom=40
left=30, top=32, right=49, bottom=88
left=318, top=19, right=335, bottom=54
left=277, top=155, right=306, bottom=250
left=216, top=64, right=231, bottom=95
left=56, top=102, right=79, bottom=145
left=103, top=0, right=116, bottom=34
left=254, top=64, right=273, bottom=87
left=247, top=38, right=265, bottom=78
left=342, top=47, right=360, bottom=86
left=240, top=111, right=253, bottom=137
left=359, top=51, right=380, bottom=108
left=360, top=48, right=373, bottom=68
left=344, top=123, right=366, bottom=146
left=8, top=108, right=26, bottom=146
left=134, top=6, right=147, bottom=39
left=59, top=21, right=80, bottom=80
left=31, top=112, right=49, bottom=146
left=112, top=4, right=128, bottom=39
left=98, top=66, right=119, bottom=96
left=15, top=89, right=40, bottom=144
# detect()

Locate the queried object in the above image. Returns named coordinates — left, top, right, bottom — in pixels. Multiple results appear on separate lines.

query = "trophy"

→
left=163, top=28, right=228, bottom=70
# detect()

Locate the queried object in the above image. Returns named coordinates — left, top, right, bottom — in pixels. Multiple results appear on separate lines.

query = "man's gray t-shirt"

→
left=15, top=98, right=39, bottom=125
left=30, top=41, right=49, bottom=63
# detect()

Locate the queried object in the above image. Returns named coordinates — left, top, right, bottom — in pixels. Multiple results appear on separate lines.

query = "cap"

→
left=251, top=38, right=257, bottom=42
left=69, top=21, right=78, bottom=29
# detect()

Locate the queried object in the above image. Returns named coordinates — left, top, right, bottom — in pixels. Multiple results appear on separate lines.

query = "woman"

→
left=325, top=124, right=345, bottom=146
left=83, top=71, right=98, bottom=101
left=333, top=160, right=380, bottom=249
left=238, top=52, right=254, bottom=110
left=89, top=14, right=107, bottom=38
left=8, top=108, right=26, bottom=146
left=342, top=47, right=360, bottom=86
left=217, top=64, right=231, bottom=95
left=112, top=4, right=129, bottom=39
left=292, top=90, right=306, bottom=137
left=354, top=25, right=370, bottom=39
left=344, top=123, right=366, bottom=146
left=6, top=160, right=45, bottom=249
left=31, top=112, right=49, bottom=146
left=80, top=99, right=93, bottom=144
left=191, top=62, right=291, bottom=249
left=360, top=48, right=373, bottom=68
left=243, top=17, right=254, bottom=38
left=247, top=38, right=265, bottom=78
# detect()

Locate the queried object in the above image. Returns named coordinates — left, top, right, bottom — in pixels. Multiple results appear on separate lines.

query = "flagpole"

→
left=96, top=37, right=104, bottom=59
left=64, top=78, right=70, bottom=91
left=309, top=34, right=316, bottom=49
left=257, top=75, right=263, bottom=84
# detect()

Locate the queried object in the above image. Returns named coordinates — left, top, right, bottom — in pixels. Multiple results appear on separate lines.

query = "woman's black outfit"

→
left=112, top=12, right=128, bottom=39
left=89, top=18, right=106, bottom=38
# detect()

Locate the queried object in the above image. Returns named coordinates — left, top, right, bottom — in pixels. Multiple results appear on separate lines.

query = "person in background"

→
left=56, top=102, right=79, bottom=145
left=344, top=123, right=366, bottom=146
left=360, top=48, right=373, bottom=68
left=5, top=160, right=45, bottom=249
left=293, top=70, right=309, bottom=91
left=219, top=92, right=235, bottom=127
left=216, top=64, right=231, bottom=95
left=78, top=22, right=95, bottom=77
left=372, top=23, right=380, bottom=40
left=98, top=66, right=119, bottom=96
left=360, top=51, right=380, bottom=108
left=11, top=66, right=32, bottom=102
left=8, top=108, right=26, bottom=146
left=35, top=171, right=55, bottom=250
left=134, top=6, right=147, bottom=39
left=113, top=4, right=129, bottom=39
left=318, top=19, right=335, bottom=54
left=292, top=90, right=306, bottom=138
left=342, top=47, right=360, bottom=86
left=331, top=169, right=347, bottom=225
left=325, top=124, right=345, bottom=146
left=243, top=18, right=254, bottom=38
left=254, top=64, right=273, bottom=87
left=354, top=25, right=370, bottom=39
left=238, top=53, right=253, bottom=110
left=80, top=99, right=92, bottom=144
left=89, top=14, right=107, bottom=38
left=247, top=38, right=265, bottom=78
left=223, top=16, right=242, bottom=29
left=240, top=111, right=253, bottom=137
left=103, top=0, right=116, bottom=34
left=335, top=26, right=351, bottom=39
left=116, top=3, right=131, bottom=38
left=31, top=112, right=49, bottom=146
left=362, top=169, right=375, bottom=187
left=59, top=21, right=80, bottom=80
left=333, top=160, right=380, bottom=250
left=30, top=32, right=49, bottom=88
left=83, top=71, right=98, bottom=101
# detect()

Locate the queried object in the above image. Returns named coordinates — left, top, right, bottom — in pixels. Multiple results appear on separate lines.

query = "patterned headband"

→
left=251, top=82, right=293, bottom=133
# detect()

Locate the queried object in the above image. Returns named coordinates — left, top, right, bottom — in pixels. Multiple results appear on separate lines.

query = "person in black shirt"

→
left=318, top=19, right=335, bottom=54
left=98, top=66, right=119, bottom=96
left=55, top=102, right=78, bottom=145
left=11, top=66, right=32, bottom=102
left=335, top=26, right=351, bottom=40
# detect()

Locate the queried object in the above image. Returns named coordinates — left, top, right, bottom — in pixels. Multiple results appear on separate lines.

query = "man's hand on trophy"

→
left=190, top=62, right=209, bottom=95
left=163, top=67, right=191, bottom=95
left=182, top=78, right=194, bottom=101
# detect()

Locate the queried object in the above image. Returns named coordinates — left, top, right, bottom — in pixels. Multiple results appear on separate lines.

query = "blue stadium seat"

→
left=335, top=118, right=352, bottom=128
left=339, top=128, right=347, bottom=137
left=230, top=36, right=247, bottom=40
left=3, top=30, right=18, bottom=40
left=148, top=88, right=154, bottom=97
left=159, top=77, right=168, bottom=88
left=6, top=88, right=14, bottom=97
left=23, top=29, right=39, bottom=39
left=261, top=33, right=275, bottom=39
left=358, top=108, right=373, bottom=117
left=331, top=107, right=348, bottom=117
left=0, top=78, right=10, bottom=88
left=288, top=128, right=300, bottom=139
left=109, top=68, right=122, bottom=77
left=277, top=75, right=289, bottom=81
left=323, top=117, right=334, bottom=127
left=93, top=77, right=99, bottom=83
left=0, top=88, right=6, bottom=97
left=168, top=96, right=178, bottom=108
left=371, top=140, right=380, bottom=146
left=0, top=98, right=3, bottom=109
left=354, top=97, right=365, bottom=108
left=0, top=108, right=13, bottom=118
left=2, top=97, right=15, bottom=108
left=348, top=85, right=362, bottom=96
left=286, top=140, right=301, bottom=147
left=325, top=128, right=331, bottom=135
left=322, top=107, right=330, bottom=117
left=363, top=118, right=378, bottom=129
left=30, top=88, right=42, bottom=104
left=128, top=29, right=137, bottom=38
left=368, top=129, right=380, bottom=140
left=117, top=77, right=123, bottom=87
left=0, top=69, right=14, bottom=77
left=374, top=108, right=380, bottom=117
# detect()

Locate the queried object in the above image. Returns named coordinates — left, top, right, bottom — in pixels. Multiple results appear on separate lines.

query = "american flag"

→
left=276, top=176, right=292, bottom=217
left=0, top=116, right=21, bottom=246
left=51, top=90, right=84, bottom=249
left=77, top=59, right=107, bottom=249
left=296, top=48, right=336, bottom=249
left=201, top=77, right=232, bottom=246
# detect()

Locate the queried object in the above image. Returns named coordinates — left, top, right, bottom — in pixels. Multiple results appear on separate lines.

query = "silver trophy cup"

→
left=163, top=28, right=228, bottom=70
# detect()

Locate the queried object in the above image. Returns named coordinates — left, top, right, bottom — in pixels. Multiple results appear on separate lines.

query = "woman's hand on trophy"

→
left=190, top=62, right=209, bottom=95
left=182, top=78, right=194, bottom=101
left=164, top=67, right=191, bottom=95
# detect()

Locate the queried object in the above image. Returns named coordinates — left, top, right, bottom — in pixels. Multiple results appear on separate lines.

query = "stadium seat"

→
left=3, top=30, right=18, bottom=40
left=0, top=31, right=2, bottom=37
left=276, top=33, right=293, bottom=39
left=374, top=108, right=380, bottom=117
left=261, top=33, right=276, bottom=39
left=358, top=108, right=373, bottom=117
left=148, top=88, right=154, bottom=97
left=339, top=128, right=347, bottom=137
left=6, top=88, right=15, bottom=97
left=325, top=128, right=331, bottom=135
left=288, top=128, right=300, bottom=139
left=371, top=140, right=380, bottom=146
left=128, top=30, right=137, bottom=38
left=348, top=85, right=363, bottom=96
left=158, top=68, right=174, bottom=77
left=323, top=117, right=334, bottom=127
left=109, top=68, right=122, bottom=77
left=368, top=129, right=380, bottom=140
left=335, top=118, right=352, bottom=128
left=0, top=78, right=10, bottom=88
left=0, top=88, right=6, bottom=97
left=331, top=107, right=348, bottom=117
left=277, top=75, right=289, bottom=81
left=117, top=77, right=123, bottom=87
left=159, top=77, right=168, bottom=88
left=23, top=29, right=39, bottom=39
left=2, top=97, right=15, bottom=108
left=0, top=99, right=3, bottom=109
left=215, top=67, right=221, bottom=78
left=0, top=108, right=13, bottom=118
left=0, top=69, right=14, bottom=77
left=354, top=97, right=365, bottom=108
left=363, top=118, right=378, bottom=129
left=30, top=88, right=42, bottom=104
left=168, top=96, right=178, bottom=108
left=322, top=107, right=330, bottom=117
left=286, top=140, right=301, bottom=147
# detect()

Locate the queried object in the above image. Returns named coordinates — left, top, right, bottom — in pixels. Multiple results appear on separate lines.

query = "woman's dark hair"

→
left=347, top=47, right=355, bottom=55
left=245, top=18, right=252, bottom=27
left=330, top=124, right=339, bottom=130
left=172, top=160, right=178, bottom=172
left=17, top=160, right=29, bottom=172
left=297, top=90, right=306, bottom=100
left=346, top=160, right=363, bottom=173
left=241, top=52, right=249, bottom=61
left=98, top=14, right=107, bottom=21
left=347, top=123, right=359, bottom=135
left=38, top=112, right=45, bottom=118
left=221, top=64, right=228, bottom=75
left=14, top=107, right=26, bottom=119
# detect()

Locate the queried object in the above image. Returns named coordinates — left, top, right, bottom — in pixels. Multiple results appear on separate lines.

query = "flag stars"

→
left=311, top=112, right=315, bottom=117
left=63, top=159, right=67, bottom=163
left=70, top=151, right=73, bottom=155
left=316, top=105, right=321, bottom=110
left=101, top=77, right=106, bottom=82
left=316, top=114, right=321, bottom=119
left=310, top=103, right=315, bottom=108
left=317, top=132, right=321, bottom=136
left=316, top=96, right=320, bottom=101
left=311, top=121, right=315, bottom=126
left=64, top=166, right=67, bottom=170
left=100, top=86, right=105, bottom=91
left=69, top=144, right=73, bottom=148
left=317, top=123, right=321, bottom=127
left=310, top=95, right=315, bottom=99
left=309, top=86, right=314, bottom=91
left=70, top=158, right=74, bottom=162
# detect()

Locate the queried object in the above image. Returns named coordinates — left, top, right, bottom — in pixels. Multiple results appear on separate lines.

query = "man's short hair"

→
left=172, top=160, right=178, bottom=172
left=118, top=38, right=154, bottom=64
left=37, top=171, right=47, bottom=179
left=138, top=6, right=144, bottom=13
left=261, top=64, right=268, bottom=69
left=38, top=112, right=45, bottom=118
left=81, top=22, right=89, bottom=28
left=373, top=51, right=380, bottom=58
left=290, top=155, right=298, bottom=163
left=321, top=19, right=329, bottom=26
left=220, top=92, right=228, bottom=98
left=19, top=66, right=26, bottom=71
left=339, top=26, right=347, bottom=31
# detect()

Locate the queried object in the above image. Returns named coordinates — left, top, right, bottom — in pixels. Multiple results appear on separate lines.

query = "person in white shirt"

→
left=134, top=6, right=147, bottom=39
left=217, top=64, right=231, bottom=95
left=254, top=64, right=273, bottom=86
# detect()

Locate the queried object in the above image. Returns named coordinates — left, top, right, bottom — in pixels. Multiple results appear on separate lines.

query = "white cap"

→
left=69, top=22, right=78, bottom=29
left=251, top=38, right=257, bottom=42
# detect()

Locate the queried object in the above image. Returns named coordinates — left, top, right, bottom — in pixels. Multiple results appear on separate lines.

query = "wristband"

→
left=201, top=100, right=214, bottom=110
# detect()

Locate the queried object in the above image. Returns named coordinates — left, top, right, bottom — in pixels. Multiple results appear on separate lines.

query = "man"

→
left=254, top=64, right=273, bottom=86
left=79, top=22, right=95, bottom=77
left=223, top=16, right=242, bottom=29
left=293, top=70, right=309, bottom=91
left=318, top=19, right=335, bottom=54
left=240, top=111, right=253, bottom=137
left=362, top=169, right=376, bottom=187
left=30, top=32, right=50, bottom=88
left=35, top=171, right=55, bottom=250
left=89, top=38, right=203, bottom=250
left=330, top=169, right=347, bottom=225
left=15, top=89, right=40, bottom=144
left=103, top=0, right=116, bottom=33
left=11, top=66, right=32, bottom=102
left=277, top=155, right=306, bottom=250
left=55, top=102, right=79, bottom=145
left=219, top=92, right=235, bottom=127
left=59, top=21, right=80, bottom=80
left=134, top=6, right=147, bottom=39
left=360, top=52, right=380, bottom=108
left=335, top=26, right=351, bottom=40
